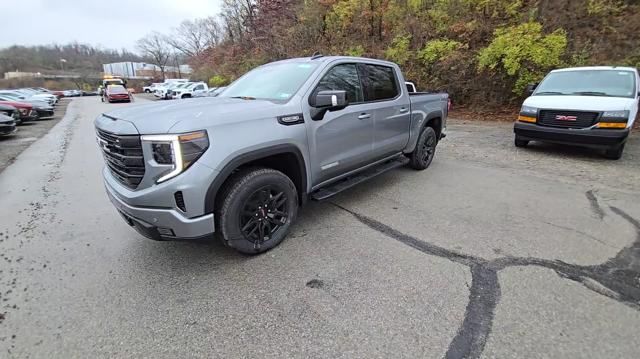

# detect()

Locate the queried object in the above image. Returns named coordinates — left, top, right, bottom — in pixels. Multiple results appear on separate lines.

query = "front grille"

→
left=96, top=128, right=145, bottom=189
left=538, top=110, right=600, bottom=129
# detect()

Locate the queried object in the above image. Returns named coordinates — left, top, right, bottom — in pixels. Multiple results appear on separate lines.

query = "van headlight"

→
left=520, top=105, right=538, bottom=116
left=142, top=130, right=209, bottom=183
left=601, top=110, right=629, bottom=120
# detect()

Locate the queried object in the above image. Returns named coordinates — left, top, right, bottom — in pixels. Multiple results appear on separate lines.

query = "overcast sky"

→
left=0, top=0, right=222, bottom=52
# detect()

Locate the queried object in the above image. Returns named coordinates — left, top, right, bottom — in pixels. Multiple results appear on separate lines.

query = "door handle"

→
left=358, top=113, right=371, bottom=120
left=399, top=107, right=409, bottom=113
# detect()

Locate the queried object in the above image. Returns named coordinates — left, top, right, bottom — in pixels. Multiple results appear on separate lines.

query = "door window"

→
left=362, top=64, right=399, bottom=101
left=315, top=64, right=363, bottom=104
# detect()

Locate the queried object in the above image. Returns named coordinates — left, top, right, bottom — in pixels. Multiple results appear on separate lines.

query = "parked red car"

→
left=0, top=100, right=36, bottom=123
left=102, top=85, right=132, bottom=103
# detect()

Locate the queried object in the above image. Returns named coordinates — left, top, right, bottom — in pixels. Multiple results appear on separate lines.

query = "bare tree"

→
left=167, top=20, right=208, bottom=57
left=136, top=32, right=171, bottom=80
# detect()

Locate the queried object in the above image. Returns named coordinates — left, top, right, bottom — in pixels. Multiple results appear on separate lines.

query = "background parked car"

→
left=102, top=85, right=132, bottom=103
left=143, top=83, right=163, bottom=93
left=0, top=100, right=36, bottom=124
left=0, top=113, right=17, bottom=137
left=0, top=104, right=21, bottom=125
left=171, top=82, right=208, bottom=99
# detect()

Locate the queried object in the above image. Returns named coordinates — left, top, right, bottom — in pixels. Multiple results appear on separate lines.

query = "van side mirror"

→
left=526, top=83, right=538, bottom=96
left=311, top=90, right=348, bottom=110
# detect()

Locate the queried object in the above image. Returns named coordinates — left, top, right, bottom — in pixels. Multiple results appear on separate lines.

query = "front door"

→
left=305, top=63, right=374, bottom=185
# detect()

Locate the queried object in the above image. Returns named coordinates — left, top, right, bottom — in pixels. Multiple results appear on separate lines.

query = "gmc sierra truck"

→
left=95, top=55, right=448, bottom=254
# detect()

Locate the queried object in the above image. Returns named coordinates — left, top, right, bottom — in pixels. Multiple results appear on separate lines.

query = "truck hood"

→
left=100, top=97, right=285, bottom=134
left=523, top=95, right=635, bottom=111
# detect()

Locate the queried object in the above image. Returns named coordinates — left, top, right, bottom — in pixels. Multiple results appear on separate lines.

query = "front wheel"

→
left=408, top=126, right=437, bottom=170
left=218, top=167, right=298, bottom=254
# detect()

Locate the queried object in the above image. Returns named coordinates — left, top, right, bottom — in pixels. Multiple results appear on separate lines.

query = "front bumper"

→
left=104, top=178, right=215, bottom=240
left=35, top=109, right=55, bottom=118
left=514, top=122, right=629, bottom=149
left=0, top=123, right=17, bottom=136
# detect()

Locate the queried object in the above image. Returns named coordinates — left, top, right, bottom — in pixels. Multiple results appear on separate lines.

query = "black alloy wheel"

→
left=239, top=186, right=289, bottom=244
left=408, top=126, right=437, bottom=170
left=218, top=167, right=298, bottom=254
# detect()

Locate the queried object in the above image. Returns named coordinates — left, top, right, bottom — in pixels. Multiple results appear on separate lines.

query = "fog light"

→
left=157, top=227, right=175, bottom=236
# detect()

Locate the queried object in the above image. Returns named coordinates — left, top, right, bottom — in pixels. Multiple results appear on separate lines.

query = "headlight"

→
left=18, top=108, right=28, bottom=115
left=142, top=130, right=209, bottom=183
left=601, top=110, right=629, bottom=120
left=520, top=105, right=538, bottom=116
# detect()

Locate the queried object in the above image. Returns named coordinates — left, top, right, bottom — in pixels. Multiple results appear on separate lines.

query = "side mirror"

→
left=311, top=90, right=348, bottom=110
left=526, top=83, right=538, bottom=96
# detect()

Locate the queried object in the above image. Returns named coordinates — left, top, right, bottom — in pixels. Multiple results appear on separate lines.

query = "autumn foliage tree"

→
left=155, top=0, right=640, bottom=108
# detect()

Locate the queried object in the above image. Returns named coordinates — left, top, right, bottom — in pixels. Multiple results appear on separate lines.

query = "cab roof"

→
left=268, top=55, right=397, bottom=67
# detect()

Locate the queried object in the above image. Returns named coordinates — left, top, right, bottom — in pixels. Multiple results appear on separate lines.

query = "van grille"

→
left=96, top=129, right=145, bottom=189
left=538, top=110, right=600, bottom=129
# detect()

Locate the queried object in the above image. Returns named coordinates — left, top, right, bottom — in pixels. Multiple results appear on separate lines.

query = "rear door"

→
left=305, top=63, right=375, bottom=185
left=359, top=64, right=411, bottom=158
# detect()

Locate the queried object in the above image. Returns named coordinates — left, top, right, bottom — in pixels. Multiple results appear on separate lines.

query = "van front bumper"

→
left=514, top=122, right=629, bottom=149
left=105, top=181, right=215, bottom=240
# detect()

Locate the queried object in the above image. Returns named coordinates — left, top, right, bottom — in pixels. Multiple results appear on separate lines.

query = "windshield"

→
left=108, top=86, right=127, bottom=94
left=535, top=70, right=637, bottom=98
left=222, top=62, right=319, bottom=100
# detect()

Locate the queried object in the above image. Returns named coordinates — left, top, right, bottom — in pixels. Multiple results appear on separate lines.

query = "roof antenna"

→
left=311, top=51, right=324, bottom=60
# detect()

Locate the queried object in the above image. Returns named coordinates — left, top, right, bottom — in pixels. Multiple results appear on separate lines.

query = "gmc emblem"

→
left=555, top=115, right=577, bottom=121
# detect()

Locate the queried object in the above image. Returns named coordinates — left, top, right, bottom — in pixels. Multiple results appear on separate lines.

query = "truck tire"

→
left=514, top=137, right=529, bottom=147
left=218, top=167, right=298, bottom=254
left=408, top=126, right=437, bottom=170
left=604, top=144, right=625, bottom=160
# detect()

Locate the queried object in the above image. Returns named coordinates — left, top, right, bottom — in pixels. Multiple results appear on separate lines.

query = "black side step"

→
left=311, top=156, right=409, bottom=201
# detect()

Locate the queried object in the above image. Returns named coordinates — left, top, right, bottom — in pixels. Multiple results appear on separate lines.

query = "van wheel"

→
left=218, top=167, right=298, bottom=254
left=604, top=144, right=625, bottom=160
left=408, top=126, right=437, bottom=170
left=515, top=137, right=529, bottom=147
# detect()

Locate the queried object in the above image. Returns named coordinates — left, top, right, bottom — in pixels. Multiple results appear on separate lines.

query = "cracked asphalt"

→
left=1, top=98, right=639, bottom=358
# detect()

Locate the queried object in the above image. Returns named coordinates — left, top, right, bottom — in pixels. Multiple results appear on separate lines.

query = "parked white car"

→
left=143, top=83, right=163, bottom=93
left=514, top=66, right=639, bottom=160
left=171, top=82, right=208, bottom=99
left=155, top=82, right=190, bottom=100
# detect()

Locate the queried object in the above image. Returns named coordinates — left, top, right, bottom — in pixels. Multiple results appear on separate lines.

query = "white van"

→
left=514, top=66, right=638, bottom=159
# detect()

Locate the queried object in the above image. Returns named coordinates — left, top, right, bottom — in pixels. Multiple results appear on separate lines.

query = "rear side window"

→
left=362, top=64, right=399, bottom=101
left=315, top=64, right=363, bottom=103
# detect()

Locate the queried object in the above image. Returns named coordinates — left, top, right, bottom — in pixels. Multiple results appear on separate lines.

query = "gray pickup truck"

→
left=95, top=55, right=448, bottom=254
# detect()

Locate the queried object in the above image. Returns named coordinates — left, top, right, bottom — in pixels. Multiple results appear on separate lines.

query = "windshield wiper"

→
left=230, top=96, right=256, bottom=100
left=535, top=91, right=566, bottom=95
left=571, top=91, right=611, bottom=97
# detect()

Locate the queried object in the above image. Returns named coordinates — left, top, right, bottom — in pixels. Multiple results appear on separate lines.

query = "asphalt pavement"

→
left=1, top=97, right=639, bottom=358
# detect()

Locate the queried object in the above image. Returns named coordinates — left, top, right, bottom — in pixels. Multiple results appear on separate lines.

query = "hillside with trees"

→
left=166, top=0, right=639, bottom=109
left=0, top=43, right=143, bottom=75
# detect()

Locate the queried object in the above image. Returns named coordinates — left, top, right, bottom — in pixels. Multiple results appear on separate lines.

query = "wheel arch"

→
left=424, top=111, right=443, bottom=140
left=204, top=144, right=308, bottom=213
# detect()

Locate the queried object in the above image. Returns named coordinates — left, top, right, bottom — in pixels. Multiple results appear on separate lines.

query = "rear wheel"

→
left=515, top=137, right=529, bottom=147
left=604, top=144, right=625, bottom=160
left=218, top=167, right=298, bottom=254
left=408, top=126, right=437, bottom=170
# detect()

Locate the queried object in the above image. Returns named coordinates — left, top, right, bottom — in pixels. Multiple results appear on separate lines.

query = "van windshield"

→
left=222, top=62, right=319, bottom=101
left=534, top=70, right=636, bottom=98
